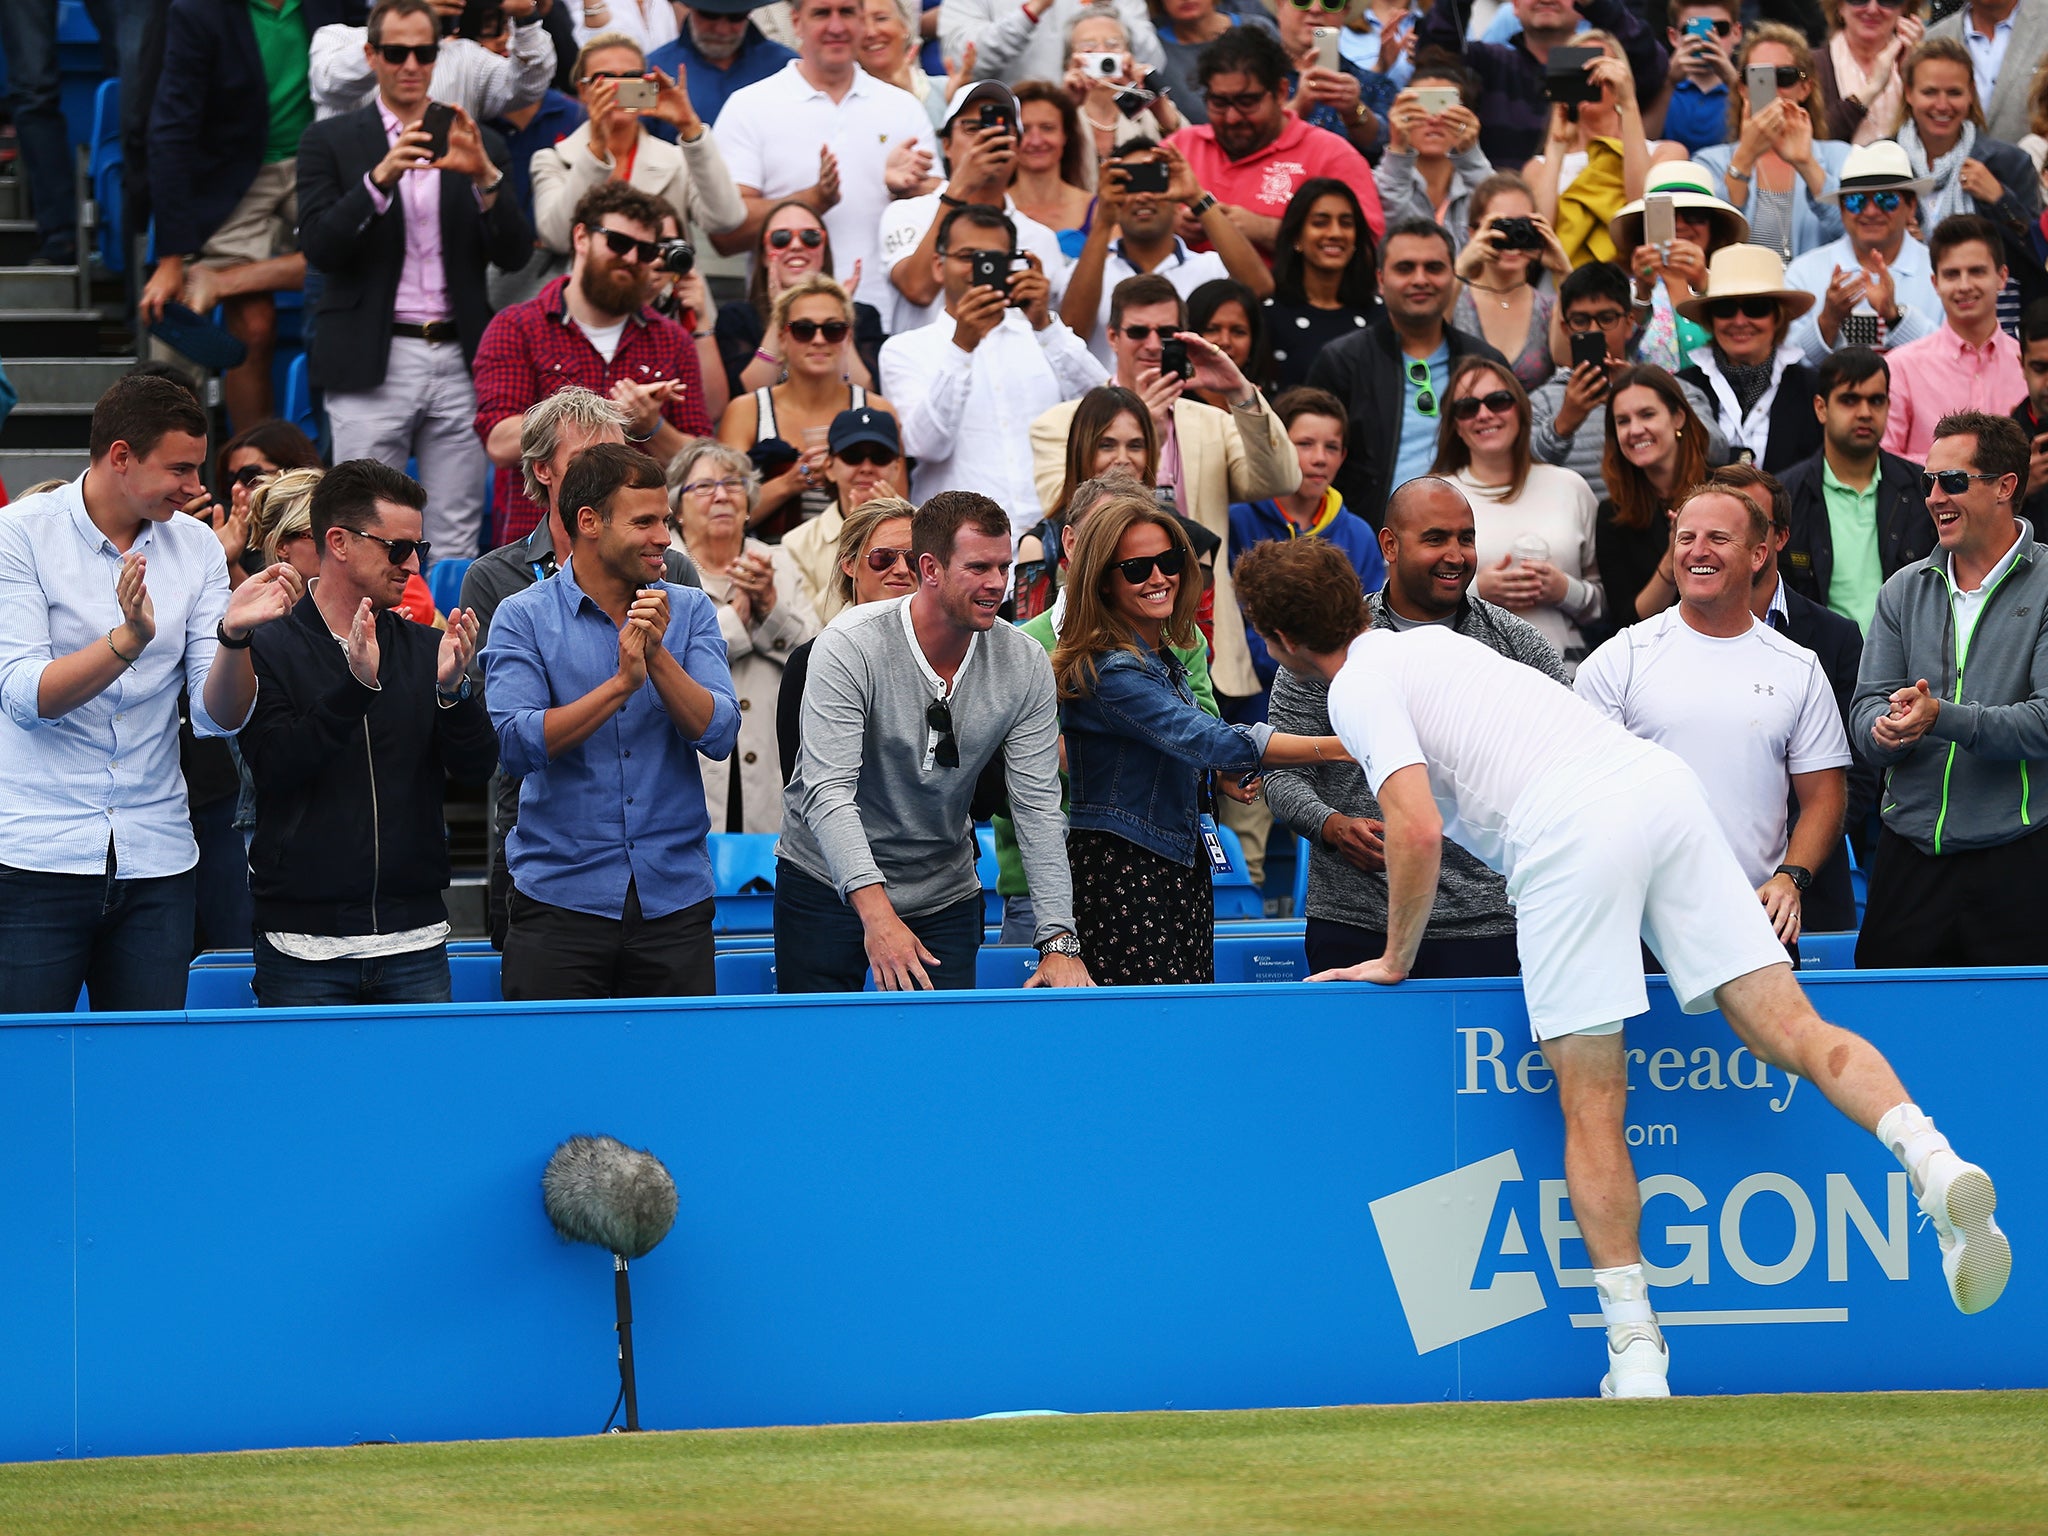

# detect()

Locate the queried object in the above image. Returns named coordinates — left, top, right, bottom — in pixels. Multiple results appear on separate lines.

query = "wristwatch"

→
left=1773, top=863, right=1812, bottom=894
left=1037, top=932, right=1083, bottom=960
left=215, top=618, right=252, bottom=651
left=1186, top=191, right=1218, bottom=219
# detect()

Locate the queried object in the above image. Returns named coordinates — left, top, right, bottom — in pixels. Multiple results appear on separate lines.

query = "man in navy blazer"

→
left=297, top=0, right=532, bottom=564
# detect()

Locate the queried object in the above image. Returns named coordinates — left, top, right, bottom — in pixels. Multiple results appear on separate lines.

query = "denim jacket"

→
left=1062, top=639, right=1272, bottom=866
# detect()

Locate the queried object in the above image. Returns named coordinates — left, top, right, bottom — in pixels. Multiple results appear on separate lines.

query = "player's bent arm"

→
left=1374, top=763, right=1444, bottom=978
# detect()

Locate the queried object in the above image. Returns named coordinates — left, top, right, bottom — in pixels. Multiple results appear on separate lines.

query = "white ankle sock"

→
left=1876, top=1102, right=1952, bottom=1184
left=1594, top=1262, right=1656, bottom=1330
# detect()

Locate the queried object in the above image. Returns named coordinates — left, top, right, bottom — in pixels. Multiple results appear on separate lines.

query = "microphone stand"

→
left=613, top=1253, right=642, bottom=1432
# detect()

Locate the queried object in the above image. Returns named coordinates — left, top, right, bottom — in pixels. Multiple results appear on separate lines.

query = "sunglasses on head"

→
left=864, top=544, right=913, bottom=571
left=768, top=227, right=826, bottom=250
left=1705, top=296, right=1781, bottom=321
left=1841, top=189, right=1905, bottom=214
left=837, top=444, right=898, bottom=467
left=1922, top=469, right=2003, bottom=495
left=347, top=528, right=431, bottom=566
left=376, top=42, right=439, bottom=65
left=1451, top=390, right=1517, bottom=421
left=596, top=227, right=660, bottom=263
left=926, top=699, right=960, bottom=769
left=785, top=317, right=850, bottom=343
left=1407, top=357, right=1438, bottom=418
left=1112, top=546, right=1187, bottom=585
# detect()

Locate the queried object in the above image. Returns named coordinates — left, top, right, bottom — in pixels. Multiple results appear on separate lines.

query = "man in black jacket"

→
left=1305, top=218, right=1508, bottom=528
left=1777, top=347, right=1934, bottom=635
left=296, top=0, right=533, bottom=564
left=242, top=458, right=498, bottom=1006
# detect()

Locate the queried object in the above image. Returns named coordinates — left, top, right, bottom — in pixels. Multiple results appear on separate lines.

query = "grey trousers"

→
left=326, top=335, right=487, bottom=563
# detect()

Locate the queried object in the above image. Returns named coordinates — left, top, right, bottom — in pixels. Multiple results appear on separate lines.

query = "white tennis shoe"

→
left=1599, top=1322, right=1670, bottom=1399
left=1917, top=1150, right=2011, bottom=1315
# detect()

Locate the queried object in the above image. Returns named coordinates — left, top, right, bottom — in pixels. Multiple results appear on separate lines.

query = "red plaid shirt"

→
left=471, top=276, right=713, bottom=544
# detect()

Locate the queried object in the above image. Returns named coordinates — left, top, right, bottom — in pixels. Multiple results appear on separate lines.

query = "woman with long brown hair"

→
left=1595, top=365, right=1708, bottom=629
left=1054, top=493, right=1341, bottom=984
left=1016, top=385, right=1158, bottom=620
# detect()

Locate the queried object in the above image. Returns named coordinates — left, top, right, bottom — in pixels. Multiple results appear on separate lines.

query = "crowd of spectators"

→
left=4, top=0, right=2048, bottom=1010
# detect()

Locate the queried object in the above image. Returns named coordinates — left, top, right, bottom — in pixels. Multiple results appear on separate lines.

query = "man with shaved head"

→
left=1235, top=515, right=2011, bottom=1402
left=1264, top=477, right=1564, bottom=980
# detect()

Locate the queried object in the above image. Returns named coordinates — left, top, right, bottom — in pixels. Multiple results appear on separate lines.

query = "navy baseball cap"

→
left=828, top=407, right=900, bottom=456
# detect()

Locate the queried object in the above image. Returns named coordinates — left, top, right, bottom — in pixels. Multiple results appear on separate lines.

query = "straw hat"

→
left=1609, top=163, right=1750, bottom=252
left=1824, top=140, right=1933, bottom=203
left=1675, top=244, right=1817, bottom=324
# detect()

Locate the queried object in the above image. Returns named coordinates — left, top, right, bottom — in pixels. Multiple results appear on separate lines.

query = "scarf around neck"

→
left=1713, top=347, right=1774, bottom=419
left=1899, top=118, right=1977, bottom=228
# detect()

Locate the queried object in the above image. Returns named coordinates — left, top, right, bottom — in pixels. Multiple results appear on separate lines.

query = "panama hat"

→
left=1825, top=140, right=1933, bottom=202
left=1610, top=162, right=1750, bottom=251
left=1675, top=244, right=1817, bottom=324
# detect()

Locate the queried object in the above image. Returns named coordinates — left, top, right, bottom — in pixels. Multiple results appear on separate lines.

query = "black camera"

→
left=1491, top=216, right=1544, bottom=252
left=1544, top=46, right=1603, bottom=106
left=656, top=237, right=695, bottom=275
left=1117, top=158, right=1170, bottom=196
left=1159, top=336, right=1192, bottom=381
left=970, top=250, right=1013, bottom=291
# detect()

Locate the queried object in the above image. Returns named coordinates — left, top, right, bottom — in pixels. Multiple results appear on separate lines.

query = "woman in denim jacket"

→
left=1054, top=493, right=1345, bottom=984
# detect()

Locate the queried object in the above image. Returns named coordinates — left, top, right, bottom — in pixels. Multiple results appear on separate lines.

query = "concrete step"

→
left=0, top=264, right=84, bottom=308
left=0, top=402, right=96, bottom=450
left=0, top=308, right=108, bottom=354
left=5, top=355, right=134, bottom=406
left=0, top=218, right=49, bottom=266
left=0, top=448, right=88, bottom=498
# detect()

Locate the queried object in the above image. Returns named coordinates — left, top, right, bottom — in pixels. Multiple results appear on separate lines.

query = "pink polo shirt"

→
left=1882, top=321, right=2025, bottom=464
left=1165, top=112, right=1385, bottom=249
left=365, top=98, right=452, bottom=325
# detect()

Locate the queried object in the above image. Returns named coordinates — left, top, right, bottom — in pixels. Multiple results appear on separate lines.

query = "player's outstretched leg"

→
left=1715, top=964, right=2010, bottom=1314
left=1543, top=1030, right=1670, bottom=1398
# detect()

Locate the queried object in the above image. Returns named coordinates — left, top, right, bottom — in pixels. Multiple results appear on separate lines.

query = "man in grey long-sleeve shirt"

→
left=776, top=491, right=1095, bottom=992
left=1264, top=478, right=1565, bottom=975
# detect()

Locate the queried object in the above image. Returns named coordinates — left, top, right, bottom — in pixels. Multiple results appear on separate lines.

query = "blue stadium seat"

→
left=427, top=557, right=472, bottom=614
left=1798, top=932, right=1858, bottom=971
left=1211, top=933, right=1308, bottom=984
left=715, top=948, right=776, bottom=995
left=56, top=1, right=104, bottom=154
left=89, top=78, right=123, bottom=273
left=974, top=946, right=1039, bottom=988
left=976, top=823, right=1001, bottom=925
left=1289, top=834, right=1309, bottom=919
left=185, top=968, right=256, bottom=1010
left=710, top=832, right=779, bottom=934
left=282, top=354, right=320, bottom=444
left=1211, top=823, right=1264, bottom=920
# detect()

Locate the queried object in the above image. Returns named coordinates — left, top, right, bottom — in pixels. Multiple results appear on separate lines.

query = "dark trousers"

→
left=0, top=860, right=196, bottom=1013
left=1304, top=916, right=1523, bottom=979
left=501, top=882, right=714, bottom=1001
left=772, top=860, right=984, bottom=993
left=0, top=0, right=148, bottom=248
left=1856, top=826, right=2048, bottom=969
left=190, top=793, right=253, bottom=954
left=252, top=934, right=453, bottom=1007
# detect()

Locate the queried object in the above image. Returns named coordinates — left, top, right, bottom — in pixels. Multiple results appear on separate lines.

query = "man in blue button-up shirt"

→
left=483, top=442, right=740, bottom=999
left=646, top=0, right=796, bottom=133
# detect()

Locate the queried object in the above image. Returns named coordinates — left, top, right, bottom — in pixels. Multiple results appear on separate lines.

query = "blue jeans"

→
left=0, top=861, right=196, bottom=1013
left=773, top=861, right=984, bottom=993
left=252, top=934, right=453, bottom=1007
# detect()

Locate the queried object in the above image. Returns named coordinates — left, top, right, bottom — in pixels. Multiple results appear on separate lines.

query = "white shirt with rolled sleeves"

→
left=1323, top=624, right=1656, bottom=878
left=1573, top=608, right=1851, bottom=890
left=712, top=61, right=936, bottom=316
left=879, top=306, right=1108, bottom=538
left=307, top=22, right=556, bottom=120
left=875, top=191, right=1071, bottom=335
left=0, top=483, right=242, bottom=878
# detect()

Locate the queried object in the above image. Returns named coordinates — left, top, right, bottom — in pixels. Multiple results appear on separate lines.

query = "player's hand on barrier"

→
left=1309, top=956, right=1408, bottom=985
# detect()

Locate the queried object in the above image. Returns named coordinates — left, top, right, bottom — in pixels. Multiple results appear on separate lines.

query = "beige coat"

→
left=530, top=122, right=745, bottom=255
left=781, top=502, right=848, bottom=626
left=679, top=536, right=820, bottom=833
left=1028, top=390, right=1299, bottom=698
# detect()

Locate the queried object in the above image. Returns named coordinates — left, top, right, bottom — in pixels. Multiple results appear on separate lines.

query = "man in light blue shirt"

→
left=483, top=442, right=740, bottom=1001
left=0, top=375, right=302, bottom=1013
left=1784, top=144, right=1940, bottom=367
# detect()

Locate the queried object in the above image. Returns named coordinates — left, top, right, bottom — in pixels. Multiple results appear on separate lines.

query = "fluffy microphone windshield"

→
left=542, top=1135, right=678, bottom=1261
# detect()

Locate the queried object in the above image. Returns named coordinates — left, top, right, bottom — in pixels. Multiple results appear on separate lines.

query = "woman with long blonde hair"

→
left=1054, top=493, right=1342, bottom=984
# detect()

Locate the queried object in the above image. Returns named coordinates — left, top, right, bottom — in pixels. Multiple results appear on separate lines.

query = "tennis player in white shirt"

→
left=1234, top=479, right=2011, bottom=1401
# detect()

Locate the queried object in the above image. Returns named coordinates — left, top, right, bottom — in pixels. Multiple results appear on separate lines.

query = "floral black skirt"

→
left=1069, top=829, right=1215, bottom=987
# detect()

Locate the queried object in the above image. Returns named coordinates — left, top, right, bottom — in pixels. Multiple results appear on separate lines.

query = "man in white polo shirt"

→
left=1232, top=512, right=2011, bottom=1404
left=1575, top=484, right=1852, bottom=953
left=709, top=0, right=935, bottom=314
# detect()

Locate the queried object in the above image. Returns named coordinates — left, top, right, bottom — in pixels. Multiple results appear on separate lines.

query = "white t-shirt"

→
left=1449, top=463, right=1605, bottom=665
left=1325, top=624, right=1657, bottom=875
left=876, top=191, right=1071, bottom=335
left=578, top=315, right=628, bottom=364
left=1573, top=608, right=1851, bottom=889
left=713, top=62, right=936, bottom=317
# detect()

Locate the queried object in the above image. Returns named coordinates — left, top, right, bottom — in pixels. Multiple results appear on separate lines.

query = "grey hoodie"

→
left=1850, top=520, right=2048, bottom=856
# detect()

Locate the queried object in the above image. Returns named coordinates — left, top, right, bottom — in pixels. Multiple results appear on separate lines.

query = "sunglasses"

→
left=229, top=463, right=274, bottom=488
left=1203, top=90, right=1271, bottom=116
left=767, top=227, right=825, bottom=250
left=1408, top=358, right=1437, bottom=418
left=1111, top=546, right=1187, bottom=585
left=1841, top=190, right=1905, bottom=214
left=347, top=528, right=431, bottom=566
left=376, top=43, right=439, bottom=65
left=838, top=444, right=899, bottom=467
left=926, top=699, right=960, bottom=769
left=1287, top=0, right=1348, bottom=10
left=582, top=69, right=646, bottom=82
left=785, top=317, right=851, bottom=343
left=1451, top=390, right=1517, bottom=421
left=1921, top=469, right=2003, bottom=495
left=1705, top=296, right=1781, bottom=321
left=1843, top=0, right=1911, bottom=9
left=596, top=227, right=661, bottom=263
left=1767, top=65, right=1807, bottom=87
left=864, top=545, right=914, bottom=571
left=1117, top=324, right=1177, bottom=342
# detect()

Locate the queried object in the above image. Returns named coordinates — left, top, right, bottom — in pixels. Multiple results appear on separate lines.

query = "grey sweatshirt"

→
left=778, top=597, right=1074, bottom=940
left=1529, top=373, right=1727, bottom=503
left=1264, top=592, right=1567, bottom=938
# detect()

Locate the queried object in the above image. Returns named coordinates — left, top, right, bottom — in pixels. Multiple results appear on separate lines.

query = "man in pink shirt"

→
left=1883, top=214, right=2026, bottom=465
left=1164, top=26, right=1383, bottom=262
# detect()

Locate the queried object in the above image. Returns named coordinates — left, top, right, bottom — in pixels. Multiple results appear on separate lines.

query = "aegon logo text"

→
left=1368, top=1150, right=1908, bottom=1354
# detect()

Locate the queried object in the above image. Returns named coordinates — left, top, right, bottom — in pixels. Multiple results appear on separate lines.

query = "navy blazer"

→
left=1777, top=448, right=1935, bottom=613
left=296, top=104, right=533, bottom=395
left=148, top=0, right=272, bottom=257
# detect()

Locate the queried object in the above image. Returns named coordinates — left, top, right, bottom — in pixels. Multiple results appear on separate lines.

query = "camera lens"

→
left=657, top=238, right=695, bottom=275
left=1095, top=54, right=1117, bottom=74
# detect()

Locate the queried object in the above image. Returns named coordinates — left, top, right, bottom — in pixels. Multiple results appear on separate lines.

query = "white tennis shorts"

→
left=1506, top=756, right=1792, bottom=1041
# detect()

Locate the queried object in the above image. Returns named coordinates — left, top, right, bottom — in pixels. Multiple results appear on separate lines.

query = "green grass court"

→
left=3, top=1391, right=2043, bottom=1535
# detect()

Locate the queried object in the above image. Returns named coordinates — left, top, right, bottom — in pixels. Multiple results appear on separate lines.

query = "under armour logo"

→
left=1753, top=683, right=1776, bottom=695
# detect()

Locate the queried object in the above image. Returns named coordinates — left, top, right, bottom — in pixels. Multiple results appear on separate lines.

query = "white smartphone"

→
left=1644, top=192, right=1676, bottom=248
left=1746, top=62, right=1778, bottom=119
left=1413, top=85, right=1460, bottom=116
left=1312, top=25, right=1340, bottom=74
